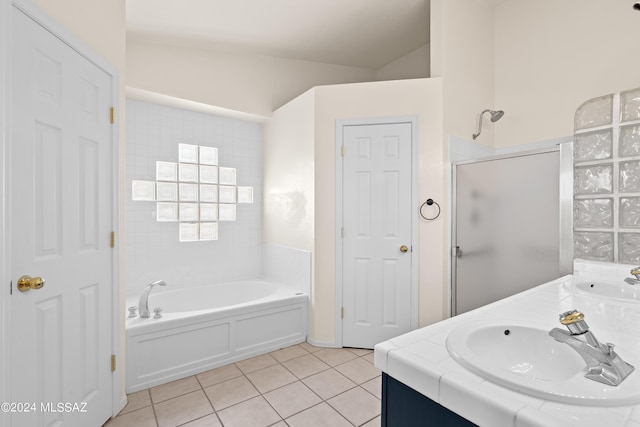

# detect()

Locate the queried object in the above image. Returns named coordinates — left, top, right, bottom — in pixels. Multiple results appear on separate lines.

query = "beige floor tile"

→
left=235, top=353, right=279, bottom=374
left=328, top=387, right=381, bottom=426
left=269, top=422, right=288, bottom=427
left=120, top=389, right=152, bottom=415
left=282, top=353, right=330, bottom=379
left=361, top=376, right=382, bottom=399
left=105, top=406, right=156, bottom=427
left=150, top=376, right=201, bottom=403
left=245, top=364, right=298, bottom=394
left=362, top=352, right=375, bottom=364
left=204, top=375, right=260, bottom=411
left=335, top=357, right=381, bottom=384
left=154, top=390, right=213, bottom=427
left=362, top=415, right=382, bottom=427
left=298, top=342, right=324, bottom=353
left=216, top=396, right=281, bottom=427
left=285, top=402, right=352, bottom=427
left=270, top=344, right=309, bottom=363
left=179, top=413, right=223, bottom=427
left=346, top=347, right=373, bottom=357
left=313, top=348, right=359, bottom=366
left=302, top=369, right=357, bottom=400
left=263, top=381, right=322, bottom=419
left=197, top=364, right=243, bottom=388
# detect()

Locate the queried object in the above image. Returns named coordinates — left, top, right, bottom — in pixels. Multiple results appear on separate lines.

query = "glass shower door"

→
left=452, top=149, right=569, bottom=315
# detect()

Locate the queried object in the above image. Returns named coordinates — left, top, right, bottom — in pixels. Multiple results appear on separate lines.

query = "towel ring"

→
left=419, top=198, right=441, bottom=221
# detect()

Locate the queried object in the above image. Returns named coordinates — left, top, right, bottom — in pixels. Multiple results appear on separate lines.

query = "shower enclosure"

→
left=452, top=146, right=573, bottom=315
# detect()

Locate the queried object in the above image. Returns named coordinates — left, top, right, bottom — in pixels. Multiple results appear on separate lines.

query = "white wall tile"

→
left=126, top=99, right=262, bottom=293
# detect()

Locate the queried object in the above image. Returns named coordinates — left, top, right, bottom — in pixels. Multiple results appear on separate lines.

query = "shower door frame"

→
left=450, top=144, right=574, bottom=316
left=0, top=0, right=123, bottom=421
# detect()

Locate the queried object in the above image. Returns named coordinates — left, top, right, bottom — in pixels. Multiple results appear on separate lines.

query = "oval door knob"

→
left=400, top=245, right=409, bottom=253
left=17, top=275, right=45, bottom=292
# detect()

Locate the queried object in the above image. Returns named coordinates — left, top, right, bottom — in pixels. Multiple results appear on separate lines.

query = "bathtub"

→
left=125, top=280, right=308, bottom=393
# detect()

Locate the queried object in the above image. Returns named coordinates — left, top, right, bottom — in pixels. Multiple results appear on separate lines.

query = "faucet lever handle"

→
left=128, top=306, right=138, bottom=318
left=559, top=310, right=590, bottom=335
left=631, top=267, right=640, bottom=280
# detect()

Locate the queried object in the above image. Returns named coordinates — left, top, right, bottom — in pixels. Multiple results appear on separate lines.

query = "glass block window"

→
left=131, top=143, right=254, bottom=242
left=574, top=88, right=640, bottom=263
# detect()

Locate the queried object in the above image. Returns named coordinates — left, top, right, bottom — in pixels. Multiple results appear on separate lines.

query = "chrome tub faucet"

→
left=624, top=267, right=640, bottom=285
left=138, top=280, right=166, bottom=318
left=549, top=310, right=634, bottom=386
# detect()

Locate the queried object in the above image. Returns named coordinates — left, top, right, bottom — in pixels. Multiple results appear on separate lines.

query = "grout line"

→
left=124, top=345, right=381, bottom=427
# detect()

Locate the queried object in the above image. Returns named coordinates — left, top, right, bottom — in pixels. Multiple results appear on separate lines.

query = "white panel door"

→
left=10, top=7, right=113, bottom=427
left=342, top=123, right=413, bottom=349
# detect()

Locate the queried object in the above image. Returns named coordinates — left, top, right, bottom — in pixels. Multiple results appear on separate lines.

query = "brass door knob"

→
left=400, top=245, right=409, bottom=253
left=17, top=275, right=45, bottom=292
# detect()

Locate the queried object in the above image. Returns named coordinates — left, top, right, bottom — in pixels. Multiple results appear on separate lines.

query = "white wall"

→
left=495, top=0, right=640, bottom=147
left=127, top=41, right=274, bottom=118
left=126, top=39, right=377, bottom=118
left=376, top=43, right=430, bottom=81
left=263, top=90, right=315, bottom=251
left=126, top=99, right=263, bottom=294
left=431, top=0, right=495, bottom=148
left=313, top=78, right=444, bottom=343
left=263, top=78, right=444, bottom=345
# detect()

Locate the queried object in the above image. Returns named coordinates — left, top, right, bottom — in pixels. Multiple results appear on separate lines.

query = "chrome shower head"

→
left=472, top=109, right=505, bottom=140
left=490, top=110, right=504, bottom=122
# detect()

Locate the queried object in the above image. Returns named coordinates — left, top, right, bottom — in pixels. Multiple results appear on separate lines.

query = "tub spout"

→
left=139, top=280, right=167, bottom=318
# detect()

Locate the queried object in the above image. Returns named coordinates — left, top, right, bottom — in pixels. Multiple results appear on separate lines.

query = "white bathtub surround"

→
left=126, top=280, right=307, bottom=393
left=262, top=243, right=312, bottom=296
left=375, top=261, right=640, bottom=427
left=126, top=99, right=262, bottom=293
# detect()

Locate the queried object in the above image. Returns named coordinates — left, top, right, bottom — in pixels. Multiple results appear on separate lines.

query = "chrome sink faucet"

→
left=138, top=280, right=166, bottom=318
left=624, top=267, right=640, bottom=285
left=549, top=310, right=634, bottom=386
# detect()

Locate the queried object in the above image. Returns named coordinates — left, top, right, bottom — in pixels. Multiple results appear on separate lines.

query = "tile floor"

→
left=104, top=342, right=381, bottom=427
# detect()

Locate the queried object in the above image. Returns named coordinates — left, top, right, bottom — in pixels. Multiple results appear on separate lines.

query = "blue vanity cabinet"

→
left=381, top=373, right=477, bottom=427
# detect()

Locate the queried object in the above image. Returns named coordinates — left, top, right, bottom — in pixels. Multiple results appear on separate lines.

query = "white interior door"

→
left=10, top=6, right=113, bottom=426
left=342, top=122, right=413, bottom=349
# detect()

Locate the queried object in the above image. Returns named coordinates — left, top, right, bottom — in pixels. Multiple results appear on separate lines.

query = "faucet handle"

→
left=559, top=310, right=584, bottom=325
left=128, top=306, right=138, bottom=318
left=559, top=310, right=590, bottom=335
left=153, top=307, right=163, bottom=319
left=631, top=267, right=640, bottom=280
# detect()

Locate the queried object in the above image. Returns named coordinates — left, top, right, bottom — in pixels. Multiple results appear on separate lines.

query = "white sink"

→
left=566, top=280, right=640, bottom=303
left=446, top=321, right=640, bottom=406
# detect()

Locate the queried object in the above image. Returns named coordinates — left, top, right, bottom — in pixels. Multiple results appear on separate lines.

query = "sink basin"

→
left=446, top=321, right=640, bottom=406
left=565, top=280, right=640, bottom=303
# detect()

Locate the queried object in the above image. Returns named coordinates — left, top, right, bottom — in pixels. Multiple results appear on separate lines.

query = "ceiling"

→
left=126, top=0, right=430, bottom=70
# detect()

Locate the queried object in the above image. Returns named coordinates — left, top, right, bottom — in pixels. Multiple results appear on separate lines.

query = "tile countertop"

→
left=374, top=260, right=640, bottom=427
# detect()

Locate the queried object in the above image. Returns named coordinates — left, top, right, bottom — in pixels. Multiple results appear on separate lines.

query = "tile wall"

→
left=126, top=100, right=262, bottom=293
left=573, top=88, right=640, bottom=263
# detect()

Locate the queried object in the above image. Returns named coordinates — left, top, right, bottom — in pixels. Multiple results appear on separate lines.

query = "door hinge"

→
left=10, top=280, right=12, bottom=295
left=111, top=355, right=116, bottom=372
left=110, top=107, right=115, bottom=124
left=341, top=145, right=344, bottom=157
left=341, top=307, right=344, bottom=319
left=110, top=231, right=115, bottom=248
